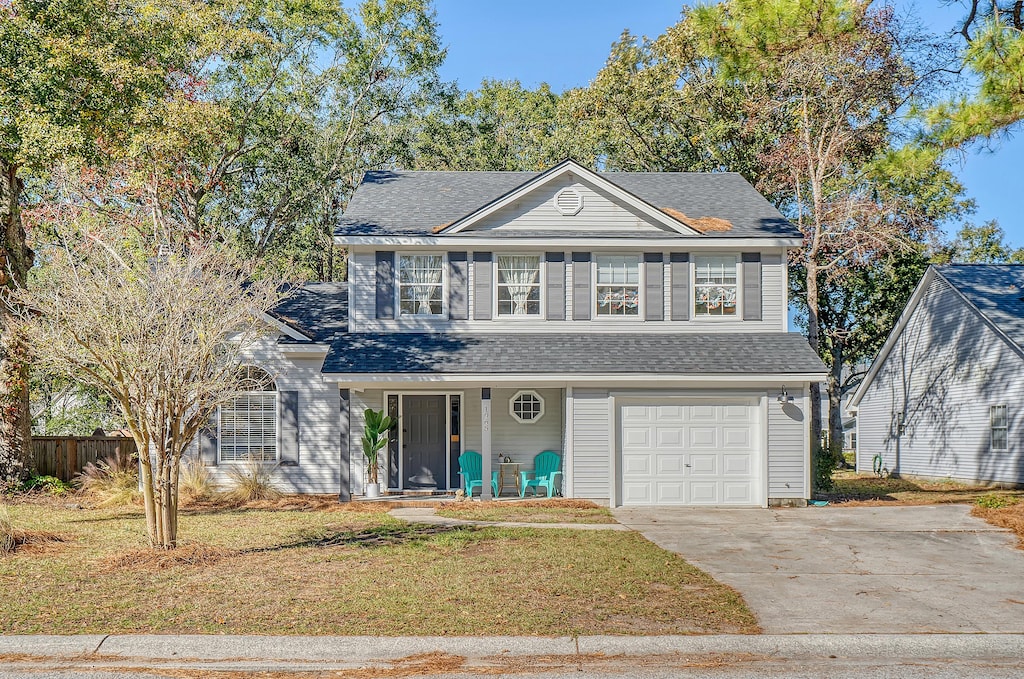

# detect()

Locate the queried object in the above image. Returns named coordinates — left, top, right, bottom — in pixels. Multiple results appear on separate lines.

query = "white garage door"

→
left=620, top=400, right=762, bottom=506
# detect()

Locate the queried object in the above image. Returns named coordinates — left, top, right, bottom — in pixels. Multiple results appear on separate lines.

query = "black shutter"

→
left=198, top=412, right=218, bottom=466
left=338, top=389, right=351, bottom=502
left=473, top=252, right=492, bottom=320
left=449, top=252, right=468, bottom=320
left=670, top=252, right=690, bottom=321
left=279, top=390, right=299, bottom=466
left=742, top=253, right=762, bottom=321
left=644, top=253, right=664, bottom=321
left=571, top=252, right=591, bottom=320
left=545, top=252, right=565, bottom=321
left=375, top=251, right=395, bottom=319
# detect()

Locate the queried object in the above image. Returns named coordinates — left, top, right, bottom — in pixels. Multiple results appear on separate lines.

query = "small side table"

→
left=497, top=462, right=521, bottom=496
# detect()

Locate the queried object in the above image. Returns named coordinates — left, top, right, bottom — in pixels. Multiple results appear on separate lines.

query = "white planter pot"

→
left=364, top=482, right=381, bottom=499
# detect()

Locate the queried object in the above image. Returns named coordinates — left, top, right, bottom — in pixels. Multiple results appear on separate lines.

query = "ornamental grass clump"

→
left=179, top=458, right=217, bottom=503
left=76, top=456, right=141, bottom=507
left=224, top=456, right=280, bottom=503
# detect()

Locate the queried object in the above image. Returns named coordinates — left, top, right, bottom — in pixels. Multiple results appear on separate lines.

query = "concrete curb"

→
left=4, top=634, right=1024, bottom=663
left=388, top=506, right=629, bottom=530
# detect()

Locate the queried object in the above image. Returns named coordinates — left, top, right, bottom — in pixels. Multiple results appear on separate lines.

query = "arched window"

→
left=219, top=366, right=278, bottom=462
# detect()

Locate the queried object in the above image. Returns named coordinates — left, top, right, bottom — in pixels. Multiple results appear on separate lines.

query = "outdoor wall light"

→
left=777, top=386, right=793, bottom=403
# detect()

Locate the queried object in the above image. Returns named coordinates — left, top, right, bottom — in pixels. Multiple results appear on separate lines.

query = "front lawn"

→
left=0, top=500, right=757, bottom=636
left=820, top=472, right=1024, bottom=506
left=436, top=499, right=617, bottom=524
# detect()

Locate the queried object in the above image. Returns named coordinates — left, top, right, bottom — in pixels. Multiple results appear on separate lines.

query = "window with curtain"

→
left=497, top=254, right=541, bottom=316
left=595, top=255, right=639, bottom=316
left=694, top=255, right=738, bottom=316
left=398, top=254, right=444, bottom=316
left=219, top=367, right=278, bottom=462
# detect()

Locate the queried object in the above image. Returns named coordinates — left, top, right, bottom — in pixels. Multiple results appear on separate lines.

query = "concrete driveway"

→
left=613, top=504, right=1024, bottom=633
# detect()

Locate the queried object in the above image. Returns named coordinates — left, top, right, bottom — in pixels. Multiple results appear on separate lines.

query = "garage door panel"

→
left=689, top=453, right=718, bottom=475
left=656, top=454, right=685, bottom=474
left=688, top=482, right=719, bottom=504
left=623, top=455, right=651, bottom=475
left=620, top=399, right=761, bottom=507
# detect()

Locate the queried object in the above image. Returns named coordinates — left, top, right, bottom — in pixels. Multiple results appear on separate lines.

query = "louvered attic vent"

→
left=554, top=187, right=583, bottom=216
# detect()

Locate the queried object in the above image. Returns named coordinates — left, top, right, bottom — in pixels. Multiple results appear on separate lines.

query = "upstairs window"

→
left=497, top=254, right=541, bottom=316
left=596, top=255, right=639, bottom=316
left=992, top=405, right=1009, bottom=451
left=695, top=255, right=738, bottom=317
left=398, top=254, right=444, bottom=316
left=220, top=366, right=278, bottom=463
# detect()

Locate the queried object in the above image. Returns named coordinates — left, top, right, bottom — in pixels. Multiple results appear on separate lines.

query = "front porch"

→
left=350, top=387, right=567, bottom=499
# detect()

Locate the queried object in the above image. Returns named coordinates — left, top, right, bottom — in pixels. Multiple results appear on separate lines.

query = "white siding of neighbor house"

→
left=347, top=247, right=787, bottom=334
left=857, top=275, right=1024, bottom=485
left=195, top=338, right=341, bottom=495
left=767, top=387, right=807, bottom=498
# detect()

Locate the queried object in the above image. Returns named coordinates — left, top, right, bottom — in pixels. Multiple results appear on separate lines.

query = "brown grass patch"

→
left=0, top=528, right=66, bottom=555
left=820, top=472, right=1024, bottom=506
left=100, top=543, right=233, bottom=572
left=661, top=208, right=733, bottom=233
left=438, top=499, right=616, bottom=524
left=182, top=495, right=396, bottom=513
left=974, top=503, right=1024, bottom=547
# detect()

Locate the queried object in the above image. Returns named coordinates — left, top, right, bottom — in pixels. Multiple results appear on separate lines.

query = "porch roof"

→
left=322, top=332, right=826, bottom=376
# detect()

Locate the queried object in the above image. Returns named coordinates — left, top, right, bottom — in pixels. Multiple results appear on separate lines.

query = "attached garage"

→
left=618, top=398, right=763, bottom=507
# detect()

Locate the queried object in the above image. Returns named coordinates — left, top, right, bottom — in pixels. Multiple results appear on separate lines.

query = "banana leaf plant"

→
left=362, top=408, right=394, bottom=486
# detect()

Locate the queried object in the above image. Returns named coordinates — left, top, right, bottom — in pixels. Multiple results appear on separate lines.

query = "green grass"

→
left=436, top=499, right=617, bottom=524
left=0, top=500, right=757, bottom=636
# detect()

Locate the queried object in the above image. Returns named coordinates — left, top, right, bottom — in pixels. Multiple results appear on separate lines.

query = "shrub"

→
left=812, top=446, right=837, bottom=493
left=976, top=493, right=1020, bottom=509
left=224, top=457, right=280, bottom=503
left=179, top=458, right=216, bottom=502
left=76, top=456, right=141, bottom=507
left=21, top=474, right=72, bottom=496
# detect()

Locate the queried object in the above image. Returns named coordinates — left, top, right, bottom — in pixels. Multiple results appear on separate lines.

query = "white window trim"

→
left=493, top=253, right=545, bottom=318
left=217, top=391, right=280, bottom=464
left=593, top=254, right=643, bottom=320
left=395, top=251, right=448, bottom=319
left=692, top=253, right=742, bottom=321
left=991, top=404, right=1009, bottom=452
left=509, top=389, right=545, bottom=424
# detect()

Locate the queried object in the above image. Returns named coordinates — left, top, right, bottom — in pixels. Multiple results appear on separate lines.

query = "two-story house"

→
left=195, top=160, right=826, bottom=507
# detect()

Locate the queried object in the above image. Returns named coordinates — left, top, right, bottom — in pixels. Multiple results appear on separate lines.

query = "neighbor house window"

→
left=497, top=254, right=541, bottom=316
left=991, top=405, right=1009, bottom=451
left=398, top=254, right=444, bottom=316
left=695, top=255, right=738, bottom=316
left=596, top=255, right=639, bottom=316
left=219, top=367, right=278, bottom=462
left=510, top=390, right=545, bottom=423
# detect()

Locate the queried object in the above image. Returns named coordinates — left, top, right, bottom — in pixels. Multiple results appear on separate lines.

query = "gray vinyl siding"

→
left=857, top=275, right=1024, bottom=485
left=471, top=175, right=678, bottom=234
left=193, top=339, right=342, bottom=495
left=348, top=246, right=788, bottom=333
left=767, top=387, right=807, bottom=498
left=571, top=389, right=612, bottom=498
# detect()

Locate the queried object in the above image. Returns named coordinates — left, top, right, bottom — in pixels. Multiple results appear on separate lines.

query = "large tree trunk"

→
left=805, top=266, right=823, bottom=448
left=0, top=160, right=33, bottom=489
left=827, top=341, right=846, bottom=467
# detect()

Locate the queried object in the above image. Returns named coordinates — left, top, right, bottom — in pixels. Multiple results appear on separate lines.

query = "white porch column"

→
left=481, top=388, right=493, bottom=499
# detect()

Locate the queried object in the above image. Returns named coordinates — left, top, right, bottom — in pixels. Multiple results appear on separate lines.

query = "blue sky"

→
left=431, top=0, right=1022, bottom=246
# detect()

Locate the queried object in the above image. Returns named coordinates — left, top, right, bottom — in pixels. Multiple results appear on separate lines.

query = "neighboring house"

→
left=850, top=264, right=1024, bottom=486
left=196, top=160, right=826, bottom=507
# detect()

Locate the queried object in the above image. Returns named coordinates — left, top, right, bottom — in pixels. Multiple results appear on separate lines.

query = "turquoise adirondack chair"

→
left=519, top=451, right=562, bottom=498
left=458, top=451, right=499, bottom=497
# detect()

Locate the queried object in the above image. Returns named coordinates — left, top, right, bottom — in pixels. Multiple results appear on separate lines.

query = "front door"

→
left=402, top=395, right=447, bottom=489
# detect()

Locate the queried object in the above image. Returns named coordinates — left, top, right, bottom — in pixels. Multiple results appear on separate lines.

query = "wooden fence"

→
left=32, top=437, right=138, bottom=482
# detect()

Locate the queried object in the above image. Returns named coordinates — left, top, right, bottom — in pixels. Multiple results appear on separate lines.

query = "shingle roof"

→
left=322, top=332, right=826, bottom=375
left=936, top=264, right=1024, bottom=352
left=336, top=170, right=798, bottom=239
left=268, top=282, right=348, bottom=342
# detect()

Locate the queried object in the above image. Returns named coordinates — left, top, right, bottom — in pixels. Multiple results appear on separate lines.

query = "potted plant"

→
left=361, top=408, right=394, bottom=498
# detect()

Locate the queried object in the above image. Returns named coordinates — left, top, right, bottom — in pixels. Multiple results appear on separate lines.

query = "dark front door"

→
left=403, top=395, right=447, bottom=489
